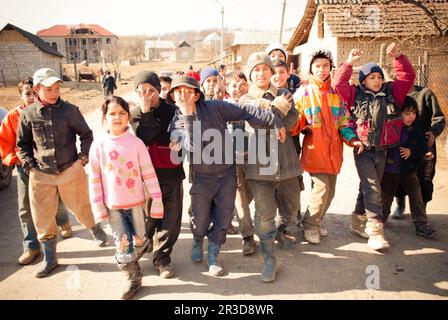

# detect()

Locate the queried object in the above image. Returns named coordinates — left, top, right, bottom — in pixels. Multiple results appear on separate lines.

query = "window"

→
left=84, top=49, right=88, bottom=60
left=106, top=38, right=111, bottom=44
left=92, top=38, right=97, bottom=44
left=68, top=39, right=72, bottom=45
left=82, top=39, right=86, bottom=45
left=51, top=42, right=58, bottom=51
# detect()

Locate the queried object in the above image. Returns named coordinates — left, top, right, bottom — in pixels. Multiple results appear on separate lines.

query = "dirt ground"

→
left=0, top=75, right=447, bottom=301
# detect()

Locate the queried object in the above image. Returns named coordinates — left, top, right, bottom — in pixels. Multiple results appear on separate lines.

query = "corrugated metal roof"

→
left=1, top=23, right=64, bottom=58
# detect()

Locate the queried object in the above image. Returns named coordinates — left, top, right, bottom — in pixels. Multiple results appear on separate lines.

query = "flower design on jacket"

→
left=133, top=169, right=138, bottom=177
left=125, top=178, right=135, bottom=189
left=126, top=161, right=134, bottom=169
left=116, top=176, right=122, bottom=186
left=109, top=150, right=119, bottom=160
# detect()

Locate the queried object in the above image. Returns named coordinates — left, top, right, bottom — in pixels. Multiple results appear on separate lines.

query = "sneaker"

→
left=415, top=222, right=436, bottom=239
left=18, top=249, right=41, bottom=265
left=208, top=264, right=224, bottom=277
left=227, top=223, right=238, bottom=235
left=319, top=227, right=328, bottom=237
left=59, top=222, right=72, bottom=239
left=350, top=212, right=369, bottom=239
left=157, top=264, right=175, bottom=278
left=303, top=229, right=320, bottom=244
left=242, top=236, right=256, bottom=256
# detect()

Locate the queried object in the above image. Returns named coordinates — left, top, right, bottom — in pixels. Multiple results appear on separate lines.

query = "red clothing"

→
left=187, top=70, right=200, bottom=82
left=0, top=105, right=26, bottom=166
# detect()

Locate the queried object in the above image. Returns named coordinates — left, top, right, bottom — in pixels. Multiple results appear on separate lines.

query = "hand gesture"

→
left=399, top=147, right=411, bottom=160
left=350, top=140, right=364, bottom=155
left=176, top=90, right=196, bottom=115
left=140, top=89, right=159, bottom=113
left=276, top=127, right=286, bottom=143
left=347, top=49, right=363, bottom=65
left=386, top=42, right=400, bottom=59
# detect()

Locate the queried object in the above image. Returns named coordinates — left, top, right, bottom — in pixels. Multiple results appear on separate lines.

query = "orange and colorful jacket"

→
left=0, top=105, right=26, bottom=166
left=293, top=76, right=356, bottom=174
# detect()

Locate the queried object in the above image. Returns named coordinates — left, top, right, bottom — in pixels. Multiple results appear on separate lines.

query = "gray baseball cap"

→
left=33, top=68, right=62, bottom=87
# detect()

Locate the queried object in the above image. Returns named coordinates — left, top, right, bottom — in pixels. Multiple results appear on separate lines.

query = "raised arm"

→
left=332, top=49, right=361, bottom=106
left=388, top=43, right=416, bottom=106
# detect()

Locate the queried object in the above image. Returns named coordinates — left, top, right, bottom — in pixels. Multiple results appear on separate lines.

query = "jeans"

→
left=248, top=177, right=300, bottom=241
left=16, top=165, right=70, bottom=250
left=108, top=206, right=146, bottom=264
left=353, top=149, right=386, bottom=220
left=234, top=164, right=255, bottom=238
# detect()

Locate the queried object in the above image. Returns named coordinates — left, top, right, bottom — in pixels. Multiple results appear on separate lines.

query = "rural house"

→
left=0, top=23, right=63, bottom=85
left=286, top=0, right=448, bottom=113
left=144, top=40, right=175, bottom=61
left=176, top=40, right=195, bottom=62
left=37, top=24, right=118, bottom=64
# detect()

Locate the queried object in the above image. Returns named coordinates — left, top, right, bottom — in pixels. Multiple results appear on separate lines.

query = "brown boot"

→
left=350, top=212, right=369, bottom=239
left=117, top=260, right=142, bottom=300
left=59, top=222, right=72, bottom=239
left=18, top=249, right=41, bottom=265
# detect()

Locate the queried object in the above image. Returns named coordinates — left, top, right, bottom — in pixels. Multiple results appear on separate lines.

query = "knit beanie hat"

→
left=134, top=71, right=161, bottom=92
left=309, top=49, right=334, bottom=74
left=358, top=62, right=384, bottom=83
left=200, top=67, right=219, bottom=86
left=245, top=52, right=275, bottom=81
left=265, top=43, right=288, bottom=61
left=166, top=75, right=204, bottom=105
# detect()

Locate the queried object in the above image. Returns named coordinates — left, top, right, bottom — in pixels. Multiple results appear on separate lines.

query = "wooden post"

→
left=1, top=69, right=6, bottom=87
left=379, top=43, right=387, bottom=68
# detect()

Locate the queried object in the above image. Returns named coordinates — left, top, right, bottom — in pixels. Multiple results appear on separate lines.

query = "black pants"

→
left=146, top=180, right=184, bottom=267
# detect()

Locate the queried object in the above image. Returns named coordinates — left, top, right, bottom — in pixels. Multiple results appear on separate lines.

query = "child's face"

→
left=402, top=109, right=417, bottom=127
left=203, top=76, right=218, bottom=96
left=171, top=85, right=201, bottom=106
left=269, top=50, right=286, bottom=61
left=105, top=101, right=129, bottom=135
left=160, top=80, right=171, bottom=99
left=137, top=83, right=159, bottom=106
left=311, top=58, right=331, bottom=81
left=20, top=85, right=34, bottom=106
left=34, top=82, right=61, bottom=104
left=251, top=64, right=273, bottom=90
left=362, top=72, right=384, bottom=93
left=271, top=66, right=289, bottom=88
left=227, top=80, right=241, bottom=101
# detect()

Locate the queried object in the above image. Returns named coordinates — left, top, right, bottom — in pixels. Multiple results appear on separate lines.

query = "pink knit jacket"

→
left=88, top=128, right=163, bottom=222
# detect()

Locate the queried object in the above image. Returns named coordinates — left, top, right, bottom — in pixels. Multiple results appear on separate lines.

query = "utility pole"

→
left=215, top=0, right=224, bottom=61
left=279, top=0, right=287, bottom=43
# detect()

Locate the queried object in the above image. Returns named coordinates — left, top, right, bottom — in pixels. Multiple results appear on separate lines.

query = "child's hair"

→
left=219, top=64, right=226, bottom=72
left=101, top=96, right=130, bottom=120
left=159, top=75, right=172, bottom=84
left=402, top=96, right=418, bottom=113
left=236, top=71, right=247, bottom=82
left=272, top=59, right=288, bottom=70
left=18, top=77, right=33, bottom=94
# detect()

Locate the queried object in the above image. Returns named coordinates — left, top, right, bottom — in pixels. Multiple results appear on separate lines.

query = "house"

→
left=144, top=40, right=175, bottom=61
left=286, top=0, right=448, bottom=113
left=203, top=32, right=221, bottom=57
left=225, top=30, right=292, bottom=71
left=175, top=41, right=195, bottom=62
left=37, top=24, right=118, bottom=64
left=0, top=23, right=64, bottom=85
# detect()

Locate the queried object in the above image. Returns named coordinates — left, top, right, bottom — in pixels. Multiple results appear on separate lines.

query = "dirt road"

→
left=0, top=94, right=447, bottom=300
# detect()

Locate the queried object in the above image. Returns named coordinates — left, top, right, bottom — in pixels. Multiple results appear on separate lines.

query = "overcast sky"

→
left=0, top=0, right=307, bottom=36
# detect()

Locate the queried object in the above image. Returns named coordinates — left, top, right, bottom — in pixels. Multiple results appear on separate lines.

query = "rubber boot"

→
left=34, top=237, right=58, bottom=278
left=191, top=237, right=204, bottom=263
left=90, top=223, right=107, bottom=247
left=260, top=239, right=277, bottom=283
left=207, top=241, right=224, bottom=276
left=392, top=197, right=406, bottom=220
left=117, top=260, right=142, bottom=300
left=275, top=231, right=295, bottom=250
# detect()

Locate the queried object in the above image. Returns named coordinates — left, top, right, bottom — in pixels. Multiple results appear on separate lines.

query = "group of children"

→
left=0, top=41, right=445, bottom=300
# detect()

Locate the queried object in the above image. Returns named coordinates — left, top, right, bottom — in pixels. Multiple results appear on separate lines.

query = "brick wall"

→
left=0, top=30, right=63, bottom=84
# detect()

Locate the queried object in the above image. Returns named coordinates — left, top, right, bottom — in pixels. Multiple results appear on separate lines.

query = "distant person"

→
left=88, top=96, right=163, bottom=300
left=265, top=43, right=301, bottom=94
left=0, top=77, right=73, bottom=266
left=159, top=75, right=172, bottom=100
left=16, top=68, right=108, bottom=278
left=200, top=67, right=224, bottom=100
left=186, top=65, right=200, bottom=82
left=103, top=71, right=117, bottom=97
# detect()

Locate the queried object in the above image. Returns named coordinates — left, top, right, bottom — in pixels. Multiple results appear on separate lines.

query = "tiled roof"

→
left=287, top=0, right=448, bottom=50
left=37, top=24, right=117, bottom=37
left=1, top=23, right=64, bottom=58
